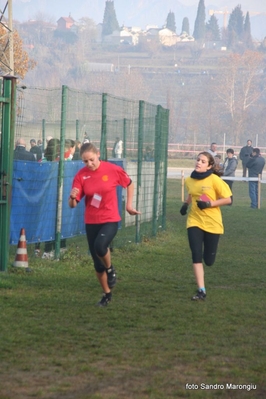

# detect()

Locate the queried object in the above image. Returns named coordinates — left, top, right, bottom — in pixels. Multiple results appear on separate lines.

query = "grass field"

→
left=1, top=179, right=266, bottom=399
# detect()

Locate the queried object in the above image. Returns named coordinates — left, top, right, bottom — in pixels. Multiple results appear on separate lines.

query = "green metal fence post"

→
left=123, top=118, right=127, bottom=158
left=162, top=109, right=169, bottom=230
left=100, top=93, right=107, bottom=160
left=152, top=105, right=162, bottom=236
left=0, top=76, right=17, bottom=271
left=76, top=119, right=80, bottom=141
left=135, top=100, right=144, bottom=243
left=55, top=85, right=68, bottom=259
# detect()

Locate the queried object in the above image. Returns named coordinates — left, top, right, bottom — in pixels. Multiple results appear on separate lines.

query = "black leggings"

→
left=187, top=226, right=220, bottom=266
left=85, top=222, right=118, bottom=273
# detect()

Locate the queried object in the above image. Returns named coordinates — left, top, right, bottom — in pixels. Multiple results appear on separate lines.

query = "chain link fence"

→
left=12, top=86, right=169, bottom=256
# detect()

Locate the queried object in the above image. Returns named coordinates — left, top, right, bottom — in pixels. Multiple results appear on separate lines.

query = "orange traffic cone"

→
left=13, top=228, right=29, bottom=268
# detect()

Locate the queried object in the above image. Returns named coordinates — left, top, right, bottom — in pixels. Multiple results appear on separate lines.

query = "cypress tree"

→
left=166, top=11, right=176, bottom=33
left=102, top=0, right=120, bottom=36
left=243, top=12, right=253, bottom=49
left=181, top=17, right=190, bottom=35
left=206, top=15, right=221, bottom=41
left=193, top=0, right=206, bottom=40
left=227, top=5, right=244, bottom=48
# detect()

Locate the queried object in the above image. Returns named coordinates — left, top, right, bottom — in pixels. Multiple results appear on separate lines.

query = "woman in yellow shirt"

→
left=180, top=152, right=232, bottom=300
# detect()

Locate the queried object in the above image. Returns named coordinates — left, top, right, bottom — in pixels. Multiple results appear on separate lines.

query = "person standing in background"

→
left=246, top=148, right=265, bottom=209
left=64, top=139, right=76, bottom=160
left=223, top=148, right=238, bottom=191
left=46, top=136, right=53, bottom=150
left=112, top=137, right=123, bottom=158
left=30, top=139, right=42, bottom=161
left=239, top=140, right=253, bottom=177
left=14, top=138, right=36, bottom=161
left=37, top=139, right=44, bottom=156
left=73, top=140, right=82, bottom=160
left=207, top=142, right=217, bottom=157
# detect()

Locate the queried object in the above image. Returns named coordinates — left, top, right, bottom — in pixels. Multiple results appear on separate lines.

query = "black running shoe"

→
left=97, top=292, right=112, bottom=307
left=191, top=289, right=206, bottom=300
left=106, top=266, right=116, bottom=288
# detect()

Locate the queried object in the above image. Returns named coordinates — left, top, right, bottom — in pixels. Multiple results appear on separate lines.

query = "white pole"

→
left=256, top=134, right=258, bottom=147
left=223, top=133, right=226, bottom=160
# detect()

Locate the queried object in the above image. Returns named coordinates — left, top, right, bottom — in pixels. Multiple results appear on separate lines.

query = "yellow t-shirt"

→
left=185, top=174, right=232, bottom=234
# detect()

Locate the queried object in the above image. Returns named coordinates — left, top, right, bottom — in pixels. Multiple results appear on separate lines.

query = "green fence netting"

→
left=14, top=86, right=169, bottom=254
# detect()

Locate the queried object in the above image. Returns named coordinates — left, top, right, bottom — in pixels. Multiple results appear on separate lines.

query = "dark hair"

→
left=30, top=139, right=36, bottom=144
left=227, top=148, right=234, bottom=154
left=253, top=148, right=260, bottom=156
left=44, top=138, right=60, bottom=161
left=80, top=142, right=98, bottom=156
left=197, top=151, right=223, bottom=176
left=65, top=139, right=75, bottom=150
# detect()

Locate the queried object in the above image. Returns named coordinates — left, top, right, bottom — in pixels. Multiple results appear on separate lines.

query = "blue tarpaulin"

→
left=10, top=160, right=123, bottom=244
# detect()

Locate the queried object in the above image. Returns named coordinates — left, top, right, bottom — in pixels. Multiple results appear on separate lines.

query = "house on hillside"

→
left=103, top=27, right=139, bottom=46
left=103, top=29, right=121, bottom=45
left=57, top=15, right=75, bottom=31
left=120, top=27, right=139, bottom=45
left=146, top=27, right=161, bottom=37
left=178, top=32, right=195, bottom=43
left=143, top=27, right=195, bottom=47
left=159, top=28, right=178, bottom=46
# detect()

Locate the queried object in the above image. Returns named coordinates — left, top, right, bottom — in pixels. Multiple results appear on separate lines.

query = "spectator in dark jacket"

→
left=239, top=140, right=253, bottom=177
left=73, top=140, right=81, bottom=160
left=223, top=148, right=238, bottom=190
left=37, top=139, right=44, bottom=155
left=13, top=138, right=36, bottom=161
left=30, top=139, right=42, bottom=161
left=246, top=148, right=265, bottom=209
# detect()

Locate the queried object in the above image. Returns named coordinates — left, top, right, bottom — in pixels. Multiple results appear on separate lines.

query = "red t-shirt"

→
left=72, top=161, right=131, bottom=224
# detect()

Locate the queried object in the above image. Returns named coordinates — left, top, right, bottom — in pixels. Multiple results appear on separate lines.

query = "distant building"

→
left=103, top=29, right=121, bottom=45
left=144, top=28, right=194, bottom=46
left=146, top=25, right=159, bottom=31
left=103, top=27, right=139, bottom=46
left=120, top=27, right=139, bottom=45
left=146, top=27, right=161, bottom=36
left=57, top=16, right=75, bottom=31
left=159, top=28, right=178, bottom=46
left=96, top=23, right=194, bottom=47
left=178, top=32, right=195, bottom=43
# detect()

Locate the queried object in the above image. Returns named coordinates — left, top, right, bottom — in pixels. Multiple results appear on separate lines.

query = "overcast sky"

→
left=183, top=0, right=266, bottom=12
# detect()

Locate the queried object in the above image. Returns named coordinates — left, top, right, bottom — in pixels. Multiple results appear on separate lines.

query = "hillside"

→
left=12, top=0, right=266, bottom=39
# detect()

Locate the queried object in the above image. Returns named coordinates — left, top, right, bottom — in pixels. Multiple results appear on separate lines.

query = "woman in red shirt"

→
left=69, top=143, right=140, bottom=307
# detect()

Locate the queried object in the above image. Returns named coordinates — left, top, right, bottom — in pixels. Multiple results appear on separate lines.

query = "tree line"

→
left=103, top=0, right=254, bottom=50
